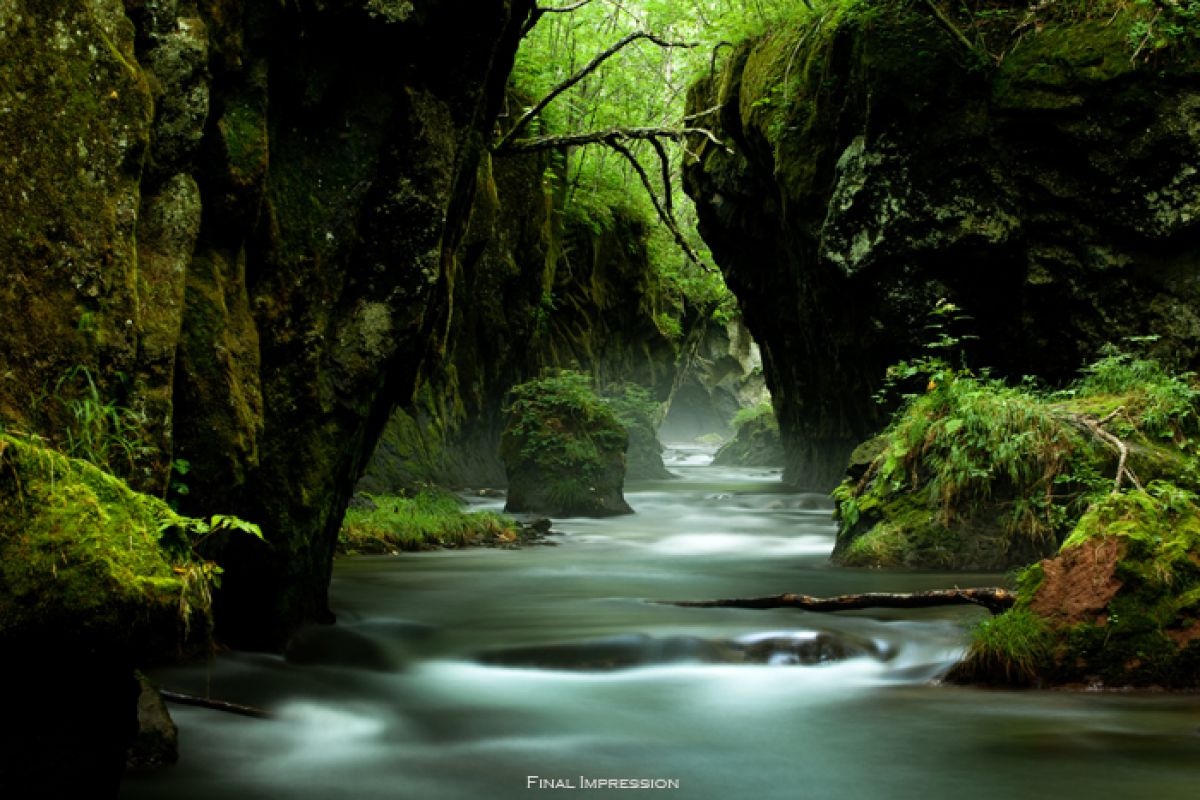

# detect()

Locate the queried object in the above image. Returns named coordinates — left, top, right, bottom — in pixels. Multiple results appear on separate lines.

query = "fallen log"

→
left=659, top=588, right=1016, bottom=616
left=159, top=689, right=273, bottom=719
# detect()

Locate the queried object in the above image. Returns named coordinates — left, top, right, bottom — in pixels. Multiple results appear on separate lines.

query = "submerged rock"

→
left=734, top=631, right=886, bottom=665
left=284, top=619, right=436, bottom=672
left=478, top=634, right=735, bottom=671
left=477, top=630, right=887, bottom=671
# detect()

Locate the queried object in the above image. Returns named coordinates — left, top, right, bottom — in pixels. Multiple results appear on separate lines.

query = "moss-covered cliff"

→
left=0, top=0, right=535, bottom=647
left=684, top=0, right=1200, bottom=489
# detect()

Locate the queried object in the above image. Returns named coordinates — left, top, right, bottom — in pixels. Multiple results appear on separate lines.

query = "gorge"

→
left=4, top=1, right=1200, bottom=797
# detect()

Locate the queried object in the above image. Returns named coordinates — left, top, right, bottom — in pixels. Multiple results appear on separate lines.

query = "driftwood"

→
left=159, top=688, right=273, bottom=719
left=661, top=588, right=1016, bottom=616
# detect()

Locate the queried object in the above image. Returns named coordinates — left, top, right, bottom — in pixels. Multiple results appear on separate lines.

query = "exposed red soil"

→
left=1029, top=536, right=1123, bottom=624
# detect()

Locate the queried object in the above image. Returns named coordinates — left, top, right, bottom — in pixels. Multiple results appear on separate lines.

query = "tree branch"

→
left=660, top=588, right=1017, bottom=616
left=522, top=0, right=597, bottom=37
left=495, top=32, right=698, bottom=151
left=922, top=0, right=990, bottom=63
left=495, top=125, right=728, bottom=154
left=649, top=135, right=673, bottom=215
left=606, top=138, right=713, bottom=274
left=1064, top=407, right=1143, bottom=494
left=159, top=688, right=273, bottom=719
left=682, top=104, right=722, bottom=123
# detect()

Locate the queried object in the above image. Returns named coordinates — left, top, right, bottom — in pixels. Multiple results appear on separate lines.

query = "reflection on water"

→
left=122, top=446, right=1200, bottom=800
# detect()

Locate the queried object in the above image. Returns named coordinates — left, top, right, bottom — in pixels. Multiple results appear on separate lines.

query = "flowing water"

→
left=122, top=446, right=1200, bottom=799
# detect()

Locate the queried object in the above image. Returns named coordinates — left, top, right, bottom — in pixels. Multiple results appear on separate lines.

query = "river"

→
left=122, top=445, right=1200, bottom=799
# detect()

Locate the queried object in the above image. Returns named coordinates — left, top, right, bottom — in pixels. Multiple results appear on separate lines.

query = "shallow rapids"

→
left=122, top=446, right=1200, bottom=799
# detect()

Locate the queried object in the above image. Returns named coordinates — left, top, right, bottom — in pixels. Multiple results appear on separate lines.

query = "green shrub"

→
left=730, top=400, right=776, bottom=432
left=47, top=365, right=153, bottom=478
left=959, top=609, right=1055, bottom=686
left=502, top=371, right=626, bottom=475
left=836, top=337, right=1200, bottom=569
left=1059, top=346, right=1200, bottom=440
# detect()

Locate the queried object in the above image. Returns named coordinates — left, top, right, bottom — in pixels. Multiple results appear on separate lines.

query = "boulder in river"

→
left=284, top=619, right=437, bottom=672
left=501, top=372, right=633, bottom=517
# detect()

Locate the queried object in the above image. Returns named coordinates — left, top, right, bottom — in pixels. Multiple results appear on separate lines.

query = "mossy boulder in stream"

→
left=832, top=351, right=1200, bottom=570
left=501, top=372, right=633, bottom=516
left=949, top=484, right=1200, bottom=688
left=712, top=401, right=784, bottom=467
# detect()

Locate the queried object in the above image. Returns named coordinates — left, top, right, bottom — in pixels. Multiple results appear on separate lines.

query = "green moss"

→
left=835, top=349, right=1200, bottom=570
left=339, top=490, right=521, bottom=553
left=218, top=97, right=269, bottom=186
left=840, top=495, right=961, bottom=569
left=993, top=18, right=1136, bottom=109
left=834, top=372, right=1099, bottom=569
left=956, top=483, right=1200, bottom=687
left=712, top=403, right=785, bottom=468
left=0, top=433, right=206, bottom=652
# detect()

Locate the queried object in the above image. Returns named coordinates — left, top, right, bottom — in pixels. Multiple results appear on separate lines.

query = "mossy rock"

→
left=500, top=373, right=633, bottom=517
left=831, top=374, right=1101, bottom=570
left=950, top=483, right=1200, bottom=688
left=0, top=433, right=205, bottom=655
left=831, top=353, right=1200, bottom=571
left=712, top=410, right=784, bottom=468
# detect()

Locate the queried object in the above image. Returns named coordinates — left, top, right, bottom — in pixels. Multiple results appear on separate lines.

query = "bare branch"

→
left=539, top=0, right=594, bottom=12
left=495, top=125, right=729, bottom=154
left=709, top=41, right=733, bottom=78
left=606, top=138, right=714, bottom=274
left=660, top=588, right=1017, bottom=616
left=522, top=0, right=597, bottom=37
left=1064, top=408, right=1144, bottom=494
left=922, top=0, right=991, bottom=63
left=682, top=104, right=722, bottom=123
left=496, top=31, right=698, bottom=151
left=649, top=135, right=673, bottom=215
left=160, top=688, right=273, bottom=719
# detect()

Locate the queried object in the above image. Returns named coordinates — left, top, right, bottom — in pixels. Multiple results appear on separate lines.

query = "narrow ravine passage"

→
left=122, top=447, right=1200, bottom=800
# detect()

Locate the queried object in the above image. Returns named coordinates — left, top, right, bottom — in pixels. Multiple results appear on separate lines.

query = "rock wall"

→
left=0, top=0, right=534, bottom=647
left=660, top=316, right=767, bottom=442
left=683, top=2, right=1200, bottom=489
